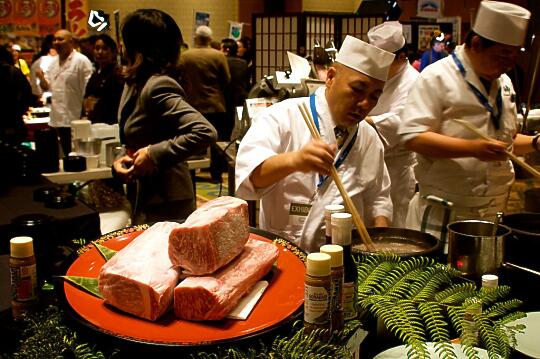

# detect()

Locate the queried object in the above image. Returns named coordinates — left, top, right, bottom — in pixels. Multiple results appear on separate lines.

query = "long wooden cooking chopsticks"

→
left=452, top=118, right=540, bottom=179
left=297, top=102, right=375, bottom=250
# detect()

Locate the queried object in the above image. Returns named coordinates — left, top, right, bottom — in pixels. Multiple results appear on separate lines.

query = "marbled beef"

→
left=98, top=221, right=181, bottom=321
left=168, top=196, right=250, bottom=275
left=173, top=239, right=279, bottom=320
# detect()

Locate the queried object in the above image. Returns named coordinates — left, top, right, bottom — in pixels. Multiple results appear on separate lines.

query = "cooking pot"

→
left=447, top=220, right=510, bottom=280
left=352, top=227, right=442, bottom=259
left=502, top=213, right=540, bottom=271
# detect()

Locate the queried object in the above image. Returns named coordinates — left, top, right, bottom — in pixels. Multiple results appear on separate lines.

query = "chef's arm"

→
left=373, top=216, right=388, bottom=227
left=250, top=140, right=336, bottom=189
left=513, top=133, right=539, bottom=155
left=405, top=131, right=508, bottom=161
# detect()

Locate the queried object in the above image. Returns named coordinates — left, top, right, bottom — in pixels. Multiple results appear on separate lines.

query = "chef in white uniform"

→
left=366, top=21, right=420, bottom=228
left=399, top=1, right=539, bottom=245
left=235, top=36, right=395, bottom=253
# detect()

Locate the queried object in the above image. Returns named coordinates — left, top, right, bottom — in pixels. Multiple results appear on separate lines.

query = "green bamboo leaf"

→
left=94, top=243, right=117, bottom=261
left=61, top=276, right=103, bottom=299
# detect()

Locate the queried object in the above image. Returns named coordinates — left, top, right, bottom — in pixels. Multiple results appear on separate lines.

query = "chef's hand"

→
left=113, top=155, right=134, bottom=183
left=131, top=145, right=156, bottom=177
left=294, top=140, right=336, bottom=176
left=471, top=139, right=508, bottom=161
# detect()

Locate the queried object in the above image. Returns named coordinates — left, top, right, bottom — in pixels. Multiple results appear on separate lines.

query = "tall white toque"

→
left=367, top=21, right=405, bottom=53
left=473, top=1, right=530, bottom=46
left=335, top=35, right=395, bottom=81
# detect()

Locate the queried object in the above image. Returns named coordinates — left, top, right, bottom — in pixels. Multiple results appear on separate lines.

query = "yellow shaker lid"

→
left=320, top=244, right=344, bottom=267
left=306, top=253, right=331, bottom=277
left=331, top=212, right=352, bottom=225
left=10, top=236, right=34, bottom=258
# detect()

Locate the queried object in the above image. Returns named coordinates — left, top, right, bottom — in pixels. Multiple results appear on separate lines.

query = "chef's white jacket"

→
left=398, top=45, right=518, bottom=238
left=48, top=50, right=93, bottom=128
left=369, top=63, right=419, bottom=227
left=236, top=87, right=392, bottom=253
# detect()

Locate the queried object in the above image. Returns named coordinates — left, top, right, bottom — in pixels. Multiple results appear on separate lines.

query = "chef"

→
left=235, top=35, right=395, bottom=253
left=399, top=1, right=538, bottom=245
left=366, top=21, right=420, bottom=228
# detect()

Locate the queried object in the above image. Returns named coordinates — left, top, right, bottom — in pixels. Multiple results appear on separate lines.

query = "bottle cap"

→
left=324, top=204, right=345, bottom=217
left=306, top=253, right=331, bottom=277
left=482, top=274, right=498, bottom=289
left=320, top=244, right=344, bottom=267
left=331, top=212, right=352, bottom=225
left=10, top=236, right=34, bottom=258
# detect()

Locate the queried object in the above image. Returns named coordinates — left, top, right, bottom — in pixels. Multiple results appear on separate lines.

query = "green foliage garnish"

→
left=61, top=276, right=103, bottom=299
left=94, top=243, right=117, bottom=261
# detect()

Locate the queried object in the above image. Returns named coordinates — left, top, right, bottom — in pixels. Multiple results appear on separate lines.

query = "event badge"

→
left=289, top=203, right=312, bottom=227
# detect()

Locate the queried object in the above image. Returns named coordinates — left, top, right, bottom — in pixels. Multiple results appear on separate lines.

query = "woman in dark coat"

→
left=113, top=9, right=217, bottom=224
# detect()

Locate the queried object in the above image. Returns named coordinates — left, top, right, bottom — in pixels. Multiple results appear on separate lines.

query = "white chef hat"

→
left=367, top=21, right=405, bottom=53
left=12, top=44, right=21, bottom=52
left=335, top=35, right=395, bottom=81
left=473, top=1, right=530, bottom=46
left=195, top=25, right=213, bottom=38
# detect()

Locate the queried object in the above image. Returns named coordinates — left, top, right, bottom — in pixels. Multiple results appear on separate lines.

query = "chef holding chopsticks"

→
left=399, top=1, right=539, bottom=245
left=235, top=36, right=395, bottom=253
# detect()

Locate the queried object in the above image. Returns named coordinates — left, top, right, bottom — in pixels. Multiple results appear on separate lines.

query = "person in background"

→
left=0, top=46, right=32, bottom=144
left=83, top=34, right=124, bottom=124
left=237, top=36, right=254, bottom=87
left=399, top=1, right=538, bottom=246
left=29, top=34, right=56, bottom=104
left=78, top=34, right=98, bottom=66
left=419, top=32, right=446, bottom=72
left=366, top=21, right=419, bottom=228
left=235, top=36, right=395, bottom=252
left=179, top=25, right=230, bottom=183
left=11, top=44, right=30, bottom=79
left=45, top=30, right=93, bottom=156
left=221, top=38, right=249, bottom=140
left=113, top=9, right=217, bottom=224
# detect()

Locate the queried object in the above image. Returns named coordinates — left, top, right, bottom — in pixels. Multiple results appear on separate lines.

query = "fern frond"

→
left=434, top=282, right=477, bottom=304
left=478, top=285, right=511, bottom=305
left=483, top=299, right=523, bottom=318
left=418, top=302, right=452, bottom=344
left=476, top=314, right=501, bottom=357
left=413, top=268, right=453, bottom=301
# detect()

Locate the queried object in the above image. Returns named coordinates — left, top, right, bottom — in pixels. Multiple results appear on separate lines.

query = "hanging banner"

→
left=38, top=0, right=60, bottom=35
left=67, top=0, right=88, bottom=37
left=228, top=21, right=243, bottom=40
left=417, top=0, right=443, bottom=19
left=0, top=0, right=14, bottom=25
left=13, top=0, right=37, bottom=26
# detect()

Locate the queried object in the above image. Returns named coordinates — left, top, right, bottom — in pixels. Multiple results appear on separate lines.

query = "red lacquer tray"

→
left=62, top=225, right=306, bottom=347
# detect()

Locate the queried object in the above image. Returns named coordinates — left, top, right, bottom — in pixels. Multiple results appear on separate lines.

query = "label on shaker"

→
left=10, top=264, right=38, bottom=301
left=304, top=284, right=330, bottom=324
left=343, top=282, right=357, bottom=320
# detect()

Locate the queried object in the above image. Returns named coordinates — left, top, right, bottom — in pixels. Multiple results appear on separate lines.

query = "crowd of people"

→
left=1, top=1, right=539, bottom=254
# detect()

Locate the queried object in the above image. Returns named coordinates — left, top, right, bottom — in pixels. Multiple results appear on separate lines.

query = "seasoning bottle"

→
left=331, top=212, right=358, bottom=321
left=10, top=236, right=39, bottom=320
left=481, top=274, right=498, bottom=289
left=304, top=252, right=332, bottom=335
left=320, top=244, right=344, bottom=331
left=324, top=204, right=345, bottom=245
left=463, top=298, right=482, bottom=346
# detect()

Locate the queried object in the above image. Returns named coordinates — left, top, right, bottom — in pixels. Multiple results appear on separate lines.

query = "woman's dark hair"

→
left=238, top=36, right=253, bottom=61
left=122, top=9, right=183, bottom=84
left=0, top=45, right=14, bottom=65
left=95, top=33, right=117, bottom=53
left=221, top=38, right=238, bottom=56
left=464, top=30, right=495, bottom=49
left=33, top=34, right=54, bottom=62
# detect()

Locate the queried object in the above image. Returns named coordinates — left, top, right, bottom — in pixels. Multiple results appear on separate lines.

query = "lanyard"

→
left=309, top=94, right=358, bottom=188
left=451, top=52, right=503, bottom=129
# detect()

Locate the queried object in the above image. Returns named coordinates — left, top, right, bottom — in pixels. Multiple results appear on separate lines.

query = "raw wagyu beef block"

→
left=173, top=239, right=279, bottom=320
left=98, top=221, right=181, bottom=321
left=168, top=196, right=250, bottom=275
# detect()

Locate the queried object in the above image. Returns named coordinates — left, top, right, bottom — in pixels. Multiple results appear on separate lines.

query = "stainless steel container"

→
left=447, top=220, right=511, bottom=279
left=73, top=138, right=102, bottom=156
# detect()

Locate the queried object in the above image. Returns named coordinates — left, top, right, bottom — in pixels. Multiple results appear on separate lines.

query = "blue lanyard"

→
left=451, top=52, right=503, bottom=129
left=309, top=94, right=358, bottom=188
